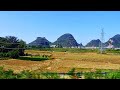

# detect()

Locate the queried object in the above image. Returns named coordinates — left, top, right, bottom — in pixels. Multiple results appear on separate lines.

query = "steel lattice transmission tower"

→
left=100, top=28, right=105, bottom=54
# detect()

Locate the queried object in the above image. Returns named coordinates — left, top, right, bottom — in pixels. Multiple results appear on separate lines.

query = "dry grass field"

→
left=1, top=50, right=120, bottom=73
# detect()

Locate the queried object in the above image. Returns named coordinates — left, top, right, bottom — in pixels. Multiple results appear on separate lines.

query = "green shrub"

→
left=0, top=53, right=4, bottom=58
left=105, top=71, right=120, bottom=79
left=84, top=72, right=94, bottom=79
left=42, top=72, right=60, bottom=79
left=76, top=72, right=82, bottom=78
left=67, top=68, right=76, bottom=76
left=0, top=67, right=17, bottom=79
left=7, top=49, right=19, bottom=59
left=0, top=49, right=20, bottom=59
left=0, top=52, right=9, bottom=58
left=93, top=70, right=104, bottom=79
left=17, top=70, right=32, bottom=79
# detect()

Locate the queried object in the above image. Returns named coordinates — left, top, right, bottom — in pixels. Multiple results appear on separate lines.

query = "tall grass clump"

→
left=67, top=68, right=76, bottom=76
left=42, top=72, right=60, bottom=79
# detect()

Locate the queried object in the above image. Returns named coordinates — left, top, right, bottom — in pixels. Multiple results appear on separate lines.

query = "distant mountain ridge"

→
left=85, top=39, right=101, bottom=47
left=86, top=34, right=120, bottom=48
left=105, top=34, right=120, bottom=48
left=29, top=37, right=51, bottom=48
left=28, top=33, right=120, bottom=48
left=53, top=33, right=78, bottom=47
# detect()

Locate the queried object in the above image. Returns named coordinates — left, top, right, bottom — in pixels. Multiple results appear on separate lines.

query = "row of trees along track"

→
left=0, top=36, right=26, bottom=56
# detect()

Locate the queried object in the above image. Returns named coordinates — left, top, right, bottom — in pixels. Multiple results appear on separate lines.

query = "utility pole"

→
left=100, top=28, right=105, bottom=54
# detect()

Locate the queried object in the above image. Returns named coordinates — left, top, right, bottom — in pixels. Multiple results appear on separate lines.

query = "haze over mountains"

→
left=28, top=33, right=120, bottom=48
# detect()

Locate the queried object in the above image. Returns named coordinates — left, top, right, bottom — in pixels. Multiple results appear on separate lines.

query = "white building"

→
left=50, top=45, right=56, bottom=48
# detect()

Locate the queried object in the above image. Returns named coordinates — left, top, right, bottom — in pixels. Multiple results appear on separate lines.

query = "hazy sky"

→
left=0, top=11, right=120, bottom=45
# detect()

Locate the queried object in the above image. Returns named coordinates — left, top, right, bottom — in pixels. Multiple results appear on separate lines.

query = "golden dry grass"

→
left=1, top=50, right=120, bottom=73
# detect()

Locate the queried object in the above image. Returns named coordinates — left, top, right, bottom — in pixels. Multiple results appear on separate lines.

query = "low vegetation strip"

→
left=26, top=48, right=99, bottom=53
left=18, top=56, right=49, bottom=61
left=27, top=47, right=120, bottom=54
left=1, top=67, right=120, bottom=79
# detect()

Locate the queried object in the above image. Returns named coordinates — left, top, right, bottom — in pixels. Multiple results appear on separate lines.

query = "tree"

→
left=5, top=36, right=19, bottom=43
left=8, top=49, right=19, bottom=59
left=18, top=39, right=26, bottom=48
left=0, top=37, right=9, bottom=47
left=0, top=36, right=26, bottom=56
left=5, top=36, right=19, bottom=48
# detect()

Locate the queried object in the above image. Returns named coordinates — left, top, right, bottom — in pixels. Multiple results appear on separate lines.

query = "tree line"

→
left=0, top=36, right=26, bottom=58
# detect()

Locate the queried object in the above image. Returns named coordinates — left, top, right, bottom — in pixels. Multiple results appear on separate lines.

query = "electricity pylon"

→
left=100, top=28, right=105, bottom=54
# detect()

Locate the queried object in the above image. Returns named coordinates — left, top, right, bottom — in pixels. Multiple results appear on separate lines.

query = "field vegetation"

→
left=1, top=66, right=120, bottom=79
left=1, top=47, right=120, bottom=79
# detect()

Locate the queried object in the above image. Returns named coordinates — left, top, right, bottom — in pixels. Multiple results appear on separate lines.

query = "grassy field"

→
left=0, top=49, right=120, bottom=74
